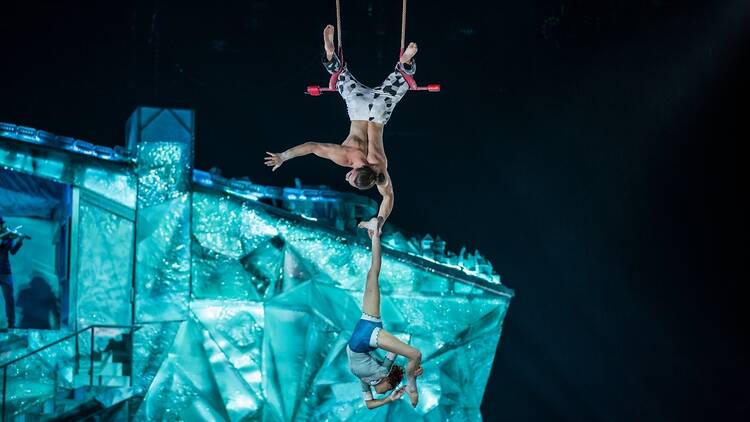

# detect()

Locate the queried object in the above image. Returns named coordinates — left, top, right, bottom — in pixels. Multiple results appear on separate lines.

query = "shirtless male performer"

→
left=265, top=25, right=419, bottom=232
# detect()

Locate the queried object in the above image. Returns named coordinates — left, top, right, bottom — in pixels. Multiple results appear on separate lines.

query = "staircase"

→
left=1, top=325, right=141, bottom=421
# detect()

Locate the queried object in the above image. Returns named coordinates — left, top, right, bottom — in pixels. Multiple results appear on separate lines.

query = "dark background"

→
left=1, top=0, right=747, bottom=420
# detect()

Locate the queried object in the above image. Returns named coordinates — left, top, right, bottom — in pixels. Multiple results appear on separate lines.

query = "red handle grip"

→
left=306, top=85, right=322, bottom=96
left=427, top=84, right=441, bottom=92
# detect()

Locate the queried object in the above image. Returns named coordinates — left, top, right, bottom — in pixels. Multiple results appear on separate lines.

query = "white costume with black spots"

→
left=323, top=55, right=414, bottom=125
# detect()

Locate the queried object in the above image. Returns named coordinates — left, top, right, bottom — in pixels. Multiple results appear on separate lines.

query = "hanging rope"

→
left=307, top=0, right=439, bottom=95
left=336, top=0, right=342, bottom=48
left=400, top=0, right=407, bottom=53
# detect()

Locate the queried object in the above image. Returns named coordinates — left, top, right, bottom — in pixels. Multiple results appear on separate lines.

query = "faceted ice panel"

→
left=76, top=166, right=136, bottom=207
left=308, top=336, right=353, bottom=387
left=385, top=295, right=504, bottom=342
left=182, top=189, right=512, bottom=420
left=130, top=108, right=194, bottom=323
left=192, top=191, right=285, bottom=300
left=136, top=142, right=191, bottom=207
left=135, top=319, right=231, bottom=421
left=460, top=330, right=503, bottom=405
left=309, top=282, right=363, bottom=331
left=76, top=201, right=134, bottom=326
left=199, top=323, right=263, bottom=421
left=132, top=321, right=183, bottom=395
left=191, top=300, right=265, bottom=403
left=2, top=107, right=512, bottom=421
left=192, top=243, right=264, bottom=300
left=263, top=284, right=342, bottom=422
left=136, top=313, right=265, bottom=421
left=135, top=194, right=191, bottom=322
left=282, top=227, right=371, bottom=291
left=241, top=237, right=286, bottom=298
left=192, top=192, right=279, bottom=259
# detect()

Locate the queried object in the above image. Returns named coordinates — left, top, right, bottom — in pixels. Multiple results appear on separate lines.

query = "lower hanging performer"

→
left=346, top=217, right=424, bottom=408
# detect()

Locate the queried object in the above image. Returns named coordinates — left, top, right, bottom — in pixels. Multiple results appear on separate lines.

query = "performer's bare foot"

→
left=323, top=24, right=335, bottom=61
left=400, top=42, right=418, bottom=65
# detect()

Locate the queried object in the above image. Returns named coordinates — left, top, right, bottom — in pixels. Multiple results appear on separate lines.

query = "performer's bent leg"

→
left=377, top=328, right=421, bottom=405
left=370, top=61, right=415, bottom=123
left=321, top=53, right=344, bottom=74
left=377, top=329, right=421, bottom=367
left=321, top=54, right=371, bottom=121
left=376, top=61, right=414, bottom=99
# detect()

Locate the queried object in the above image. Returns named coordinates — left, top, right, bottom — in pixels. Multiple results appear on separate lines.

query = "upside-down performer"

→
left=265, top=25, right=419, bottom=231
left=346, top=217, right=423, bottom=408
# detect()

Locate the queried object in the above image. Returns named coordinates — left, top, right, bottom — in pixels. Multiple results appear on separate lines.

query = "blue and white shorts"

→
left=348, top=312, right=383, bottom=353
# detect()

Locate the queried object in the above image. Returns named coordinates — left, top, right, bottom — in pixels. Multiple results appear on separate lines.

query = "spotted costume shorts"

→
left=323, top=54, right=415, bottom=125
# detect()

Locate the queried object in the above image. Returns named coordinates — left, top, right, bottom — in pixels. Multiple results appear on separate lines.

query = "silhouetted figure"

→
left=0, top=215, right=26, bottom=330
left=16, top=275, right=58, bottom=329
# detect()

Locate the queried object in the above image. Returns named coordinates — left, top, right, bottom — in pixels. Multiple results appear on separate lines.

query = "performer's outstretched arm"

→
left=375, top=180, right=394, bottom=230
left=364, top=386, right=406, bottom=409
left=265, top=142, right=353, bottom=171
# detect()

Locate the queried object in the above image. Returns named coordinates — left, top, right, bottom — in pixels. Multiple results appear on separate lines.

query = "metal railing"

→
left=1, top=324, right=142, bottom=421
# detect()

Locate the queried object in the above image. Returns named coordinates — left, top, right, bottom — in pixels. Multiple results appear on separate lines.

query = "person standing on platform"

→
left=0, top=216, right=27, bottom=330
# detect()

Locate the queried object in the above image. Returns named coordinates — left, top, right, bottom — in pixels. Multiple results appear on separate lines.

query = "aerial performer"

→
left=348, top=217, right=424, bottom=408
left=264, top=0, right=439, bottom=233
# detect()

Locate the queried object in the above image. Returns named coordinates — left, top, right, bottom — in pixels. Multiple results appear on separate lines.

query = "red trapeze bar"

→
left=306, top=68, right=342, bottom=96
left=398, top=45, right=441, bottom=93
left=397, top=68, right=441, bottom=92
left=306, top=65, right=440, bottom=95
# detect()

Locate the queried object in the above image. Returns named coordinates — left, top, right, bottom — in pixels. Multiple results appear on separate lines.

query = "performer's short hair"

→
left=353, top=166, right=386, bottom=190
left=384, top=365, right=404, bottom=390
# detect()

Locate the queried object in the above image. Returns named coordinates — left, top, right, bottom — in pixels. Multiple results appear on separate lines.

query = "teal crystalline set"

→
left=0, top=108, right=513, bottom=421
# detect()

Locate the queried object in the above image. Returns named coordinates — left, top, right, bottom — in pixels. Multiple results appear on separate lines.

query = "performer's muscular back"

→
left=366, top=122, right=388, bottom=174
left=341, top=121, right=369, bottom=167
left=342, top=121, right=388, bottom=174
